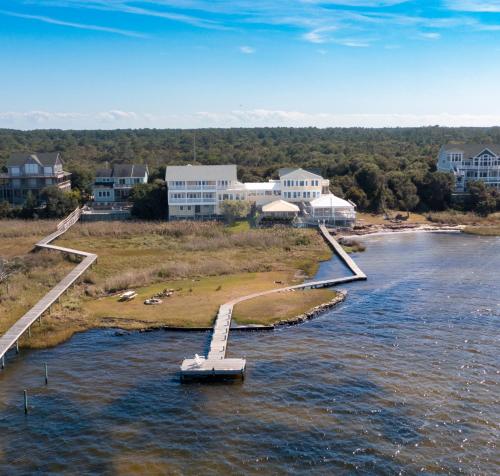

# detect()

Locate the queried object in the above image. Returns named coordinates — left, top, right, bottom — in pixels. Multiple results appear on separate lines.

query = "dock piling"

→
left=23, top=390, right=28, bottom=414
left=44, top=363, right=48, bottom=385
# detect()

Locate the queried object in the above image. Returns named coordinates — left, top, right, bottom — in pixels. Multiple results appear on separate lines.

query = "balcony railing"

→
left=169, top=198, right=217, bottom=204
left=168, top=185, right=217, bottom=190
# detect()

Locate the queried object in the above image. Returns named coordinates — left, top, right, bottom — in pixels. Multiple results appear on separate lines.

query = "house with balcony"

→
left=165, top=164, right=240, bottom=219
left=0, top=152, right=71, bottom=205
left=437, top=144, right=500, bottom=192
left=92, top=164, right=149, bottom=206
left=165, top=164, right=356, bottom=226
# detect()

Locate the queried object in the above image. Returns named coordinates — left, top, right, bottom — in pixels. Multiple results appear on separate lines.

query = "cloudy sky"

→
left=1, top=0, right=500, bottom=129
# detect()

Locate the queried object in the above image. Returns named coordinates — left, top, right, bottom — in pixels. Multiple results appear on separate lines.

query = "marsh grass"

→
left=2, top=220, right=333, bottom=348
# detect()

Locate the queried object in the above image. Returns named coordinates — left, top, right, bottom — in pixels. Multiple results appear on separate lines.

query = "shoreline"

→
left=340, top=224, right=464, bottom=239
left=21, top=290, right=348, bottom=351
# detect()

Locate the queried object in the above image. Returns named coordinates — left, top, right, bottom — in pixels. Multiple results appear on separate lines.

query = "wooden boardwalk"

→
left=180, top=225, right=366, bottom=380
left=0, top=208, right=96, bottom=368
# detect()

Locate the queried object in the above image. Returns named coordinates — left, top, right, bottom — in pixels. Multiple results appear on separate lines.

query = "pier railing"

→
left=180, top=224, right=367, bottom=380
left=0, top=207, right=97, bottom=370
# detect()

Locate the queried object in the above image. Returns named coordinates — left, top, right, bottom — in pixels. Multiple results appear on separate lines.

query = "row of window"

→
left=9, top=178, right=55, bottom=187
left=170, top=193, right=216, bottom=199
left=283, top=191, right=320, bottom=199
left=283, top=179, right=320, bottom=187
left=10, top=165, right=56, bottom=176
left=170, top=180, right=228, bottom=187
left=466, top=171, right=500, bottom=178
left=97, top=190, right=112, bottom=198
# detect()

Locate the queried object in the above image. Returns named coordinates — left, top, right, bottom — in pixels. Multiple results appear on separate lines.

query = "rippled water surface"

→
left=0, top=233, right=499, bottom=475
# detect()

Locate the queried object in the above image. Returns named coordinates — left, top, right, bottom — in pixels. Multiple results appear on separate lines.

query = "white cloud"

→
left=302, top=26, right=338, bottom=43
left=0, top=9, right=147, bottom=38
left=239, top=46, right=255, bottom=54
left=419, top=32, right=441, bottom=39
left=2, top=109, right=500, bottom=129
left=446, top=0, right=500, bottom=12
left=335, top=38, right=371, bottom=46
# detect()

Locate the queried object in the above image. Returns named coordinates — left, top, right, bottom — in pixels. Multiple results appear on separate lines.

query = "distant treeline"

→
left=1, top=127, right=500, bottom=214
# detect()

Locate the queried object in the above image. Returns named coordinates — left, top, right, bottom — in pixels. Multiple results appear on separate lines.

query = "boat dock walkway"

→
left=180, top=225, right=367, bottom=380
left=0, top=208, right=96, bottom=369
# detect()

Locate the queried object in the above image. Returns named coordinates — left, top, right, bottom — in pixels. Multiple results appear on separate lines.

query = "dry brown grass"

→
left=1, top=220, right=334, bottom=349
left=427, top=211, right=500, bottom=226
left=0, top=219, right=60, bottom=258
left=356, top=211, right=429, bottom=226
left=0, top=250, right=74, bottom=335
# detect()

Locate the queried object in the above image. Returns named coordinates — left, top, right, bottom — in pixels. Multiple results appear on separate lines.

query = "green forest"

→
left=1, top=126, right=500, bottom=215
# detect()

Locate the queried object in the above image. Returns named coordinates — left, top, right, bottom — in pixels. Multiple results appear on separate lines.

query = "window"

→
left=10, top=167, right=20, bottom=176
left=25, top=163, right=38, bottom=174
left=300, top=181, right=304, bottom=186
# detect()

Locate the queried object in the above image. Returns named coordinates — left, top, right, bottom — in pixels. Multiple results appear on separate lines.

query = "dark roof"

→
left=7, top=152, right=62, bottom=167
left=442, top=143, right=500, bottom=158
left=96, top=164, right=148, bottom=178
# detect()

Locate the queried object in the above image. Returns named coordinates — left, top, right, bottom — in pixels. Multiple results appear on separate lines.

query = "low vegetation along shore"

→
left=0, top=220, right=339, bottom=349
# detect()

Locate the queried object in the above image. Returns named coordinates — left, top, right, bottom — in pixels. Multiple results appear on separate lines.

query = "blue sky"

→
left=1, top=0, right=500, bottom=129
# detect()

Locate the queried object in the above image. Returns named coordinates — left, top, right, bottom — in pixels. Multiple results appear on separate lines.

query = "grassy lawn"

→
left=0, top=220, right=335, bottom=348
left=233, top=288, right=337, bottom=326
left=85, top=271, right=298, bottom=328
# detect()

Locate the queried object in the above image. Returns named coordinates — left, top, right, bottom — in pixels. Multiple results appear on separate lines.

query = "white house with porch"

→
left=165, top=164, right=356, bottom=226
left=437, top=143, right=500, bottom=192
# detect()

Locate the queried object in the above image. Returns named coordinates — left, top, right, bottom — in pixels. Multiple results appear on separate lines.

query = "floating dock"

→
left=180, top=224, right=366, bottom=381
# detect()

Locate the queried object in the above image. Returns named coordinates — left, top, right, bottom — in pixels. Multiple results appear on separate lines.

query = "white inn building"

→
left=437, top=144, right=500, bottom=192
left=165, top=164, right=356, bottom=226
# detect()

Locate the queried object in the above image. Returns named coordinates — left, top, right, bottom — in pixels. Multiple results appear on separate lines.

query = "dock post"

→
left=44, top=363, right=48, bottom=385
left=24, top=390, right=28, bottom=414
left=1, top=355, right=4, bottom=369
left=15, top=340, right=19, bottom=354
left=28, top=326, right=31, bottom=338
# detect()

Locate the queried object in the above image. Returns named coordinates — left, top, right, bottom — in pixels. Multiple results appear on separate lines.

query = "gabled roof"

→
left=262, top=200, right=300, bottom=213
left=279, top=167, right=323, bottom=180
left=7, top=152, right=62, bottom=167
left=442, top=144, right=500, bottom=158
left=309, top=194, right=353, bottom=208
left=165, top=164, right=237, bottom=181
left=96, top=164, right=148, bottom=178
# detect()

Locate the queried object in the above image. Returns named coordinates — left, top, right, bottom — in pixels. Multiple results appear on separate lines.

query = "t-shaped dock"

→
left=180, top=225, right=367, bottom=382
left=180, top=304, right=246, bottom=380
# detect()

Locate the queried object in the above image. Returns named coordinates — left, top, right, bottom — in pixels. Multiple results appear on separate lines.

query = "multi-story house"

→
left=93, top=164, right=149, bottom=206
left=437, top=144, right=500, bottom=192
left=279, top=168, right=330, bottom=203
left=165, top=164, right=241, bottom=219
left=0, top=152, right=71, bottom=205
left=165, top=164, right=356, bottom=226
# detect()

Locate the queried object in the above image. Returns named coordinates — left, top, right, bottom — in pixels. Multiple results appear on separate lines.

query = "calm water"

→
left=0, top=233, right=498, bottom=475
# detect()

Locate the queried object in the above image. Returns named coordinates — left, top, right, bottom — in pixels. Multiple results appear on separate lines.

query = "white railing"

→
left=57, top=207, right=82, bottom=231
left=169, top=198, right=217, bottom=204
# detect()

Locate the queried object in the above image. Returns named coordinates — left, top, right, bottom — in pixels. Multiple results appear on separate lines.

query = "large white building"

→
left=165, top=164, right=356, bottom=226
left=437, top=144, right=500, bottom=192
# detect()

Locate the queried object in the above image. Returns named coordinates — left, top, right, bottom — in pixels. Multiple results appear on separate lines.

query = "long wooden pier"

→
left=0, top=208, right=96, bottom=369
left=180, top=225, right=366, bottom=380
